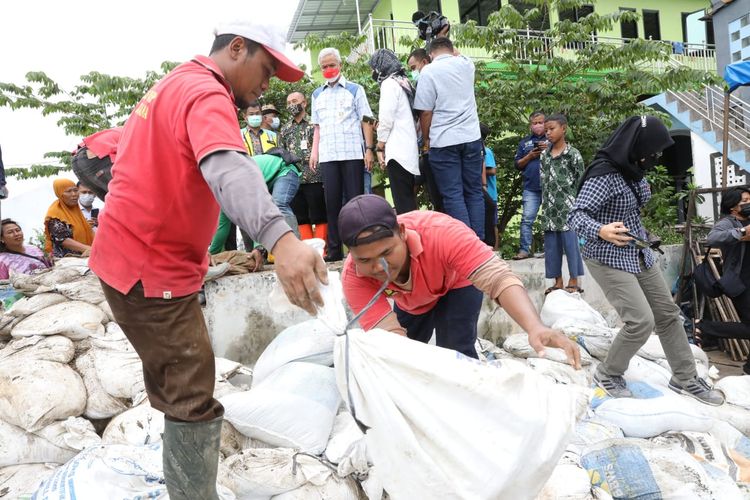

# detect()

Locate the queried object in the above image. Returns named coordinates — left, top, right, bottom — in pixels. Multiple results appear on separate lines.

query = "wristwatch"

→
left=366, top=145, right=376, bottom=152
left=741, top=227, right=747, bottom=236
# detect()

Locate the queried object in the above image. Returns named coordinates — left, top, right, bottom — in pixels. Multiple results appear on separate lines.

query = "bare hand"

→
left=528, top=149, right=541, bottom=160
left=80, top=247, right=91, bottom=258
left=528, top=328, right=582, bottom=370
left=249, top=249, right=263, bottom=272
left=271, top=233, right=329, bottom=315
left=365, top=150, right=374, bottom=172
left=598, top=222, right=633, bottom=246
left=309, top=151, right=318, bottom=172
left=741, top=231, right=750, bottom=242
left=377, top=150, right=385, bottom=167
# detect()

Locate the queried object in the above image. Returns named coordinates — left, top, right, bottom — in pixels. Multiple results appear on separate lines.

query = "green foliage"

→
left=642, top=165, right=682, bottom=244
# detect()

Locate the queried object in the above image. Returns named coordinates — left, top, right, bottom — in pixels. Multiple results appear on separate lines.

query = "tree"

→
left=0, top=62, right=178, bottom=172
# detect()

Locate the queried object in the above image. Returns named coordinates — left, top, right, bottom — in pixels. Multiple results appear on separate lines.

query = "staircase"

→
left=644, top=85, right=750, bottom=173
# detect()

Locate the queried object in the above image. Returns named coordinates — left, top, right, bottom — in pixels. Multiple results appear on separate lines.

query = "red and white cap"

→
left=214, top=21, right=304, bottom=82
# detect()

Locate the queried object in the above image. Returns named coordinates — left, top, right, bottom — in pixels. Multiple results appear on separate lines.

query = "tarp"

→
left=724, top=61, right=750, bottom=93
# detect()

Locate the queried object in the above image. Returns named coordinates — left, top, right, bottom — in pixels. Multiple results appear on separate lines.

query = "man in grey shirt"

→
left=413, top=37, right=484, bottom=239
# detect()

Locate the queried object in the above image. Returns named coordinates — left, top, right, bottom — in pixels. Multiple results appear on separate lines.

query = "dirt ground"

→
left=708, top=349, right=746, bottom=378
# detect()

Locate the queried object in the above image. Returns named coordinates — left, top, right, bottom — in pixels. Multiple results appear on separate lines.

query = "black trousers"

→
left=321, top=160, right=365, bottom=258
left=419, top=154, right=443, bottom=212
left=700, top=290, right=750, bottom=340
left=291, top=182, right=327, bottom=225
left=386, top=160, right=417, bottom=214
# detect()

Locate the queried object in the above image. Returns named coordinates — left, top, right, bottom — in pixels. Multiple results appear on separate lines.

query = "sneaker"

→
left=594, top=371, right=633, bottom=398
left=512, top=251, right=530, bottom=260
left=669, top=376, right=725, bottom=406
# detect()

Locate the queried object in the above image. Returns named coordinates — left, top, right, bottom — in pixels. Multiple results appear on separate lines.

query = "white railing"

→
left=668, top=85, right=750, bottom=153
left=361, top=17, right=716, bottom=73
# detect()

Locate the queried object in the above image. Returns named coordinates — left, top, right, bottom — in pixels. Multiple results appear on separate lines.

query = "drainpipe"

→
left=355, top=0, right=362, bottom=33
left=721, top=89, right=730, bottom=188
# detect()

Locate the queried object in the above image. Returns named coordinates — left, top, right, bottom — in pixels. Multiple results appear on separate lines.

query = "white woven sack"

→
left=335, top=328, right=589, bottom=500
left=715, top=376, right=750, bottom=410
left=10, top=301, right=105, bottom=340
left=75, top=350, right=128, bottom=419
left=0, top=463, right=58, bottom=499
left=0, top=335, right=74, bottom=364
left=0, top=359, right=86, bottom=431
left=5, top=293, right=68, bottom=318
left=540, top=289, right=608, bottom=328
left=102, top=402, right=164, bottom=446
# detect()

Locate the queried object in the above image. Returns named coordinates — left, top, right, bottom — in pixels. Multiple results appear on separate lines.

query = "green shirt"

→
left=280, top=117, right=320, bottom=184
left=539, top=143, right=584, bottom=232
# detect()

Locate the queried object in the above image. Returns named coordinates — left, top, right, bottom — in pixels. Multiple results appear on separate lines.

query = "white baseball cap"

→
left=214, top=21, right=304, bottom=82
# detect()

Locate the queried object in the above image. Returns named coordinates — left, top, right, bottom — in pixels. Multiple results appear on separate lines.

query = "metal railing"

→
left=361, top=17, right=716, bottom=73
left=667, top=85, right=750, bottom=155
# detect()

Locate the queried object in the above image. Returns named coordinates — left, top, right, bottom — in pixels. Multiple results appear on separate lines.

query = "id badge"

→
left=300, top=139, right=308, bottom=150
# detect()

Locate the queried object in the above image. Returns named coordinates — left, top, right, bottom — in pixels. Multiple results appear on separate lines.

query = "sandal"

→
left=564, top=286, right=584, bottom=294
left=544, top=286, right=562, bottom=295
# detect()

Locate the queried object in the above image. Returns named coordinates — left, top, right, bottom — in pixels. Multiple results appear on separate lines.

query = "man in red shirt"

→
left=89, top=21, right=327, bottom=499
left=340, top=195, right=580, bottom=364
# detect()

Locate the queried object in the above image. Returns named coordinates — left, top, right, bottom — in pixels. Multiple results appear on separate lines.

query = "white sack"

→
left=0, top=417, right=99, bottom=467
left=74, top=350, right=128, bottom=419
left=102, top=402, right=164, bottom=446
left=218, top=447, right=336, bottom=500
left=581, top=438, right=744, bottom=500
left=5, top=292, right=68, bottom=318
left=540, top=290, right=608, bottom=328
left=54, top=276, right=105, bottom=304
left=551, top=317, right=617, bottom=360
left=637, top=335, right=709, bottom=366
left=0, top=359, right=86, bottom=431
left=0, top=334, right=74, bottom=364
left=0, top=463, right=58, bottom=499
left=503, top=332, right=593, bottom=366
left=221, top=362, right=340, bottom=454
left=475, top=337, right=514, bottom=362
left=271, top=476, right=360, bottom=500
left=216, top=357, right=251, bottom=380
left=536, top=451, right=593, bottom=500
left=91, top=323, right=145, bottom=399
left=651, top=431, right=750, bottom=483
left=252, top=319, right=336, bottom=386
left=97, top=299, right=115, bottom=322
left=33, top=442, right=236, bottom=500
left=594, top=393, right=713, bottom=438
left=324, top=411, right=365, bottom=465
left=10, top=266, right=83, bottom=292
left=335, top=328, right=589, bottom=500
left=715, top=375, right=750, bottom=409
left=11, top=301, right=105, bottom=340
left=568, top=417, right=625, bottom=453
left=527, top=357, right=592, bottom=386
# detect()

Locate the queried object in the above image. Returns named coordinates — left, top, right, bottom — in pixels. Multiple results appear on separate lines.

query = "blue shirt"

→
left=485, top=146, right=497, bottom=202
left=514, top=134, right=546, bottom=193
left=413, top=54, right=481, bottom=148
left=568, top=173, right=655, bottom=274
left=311, top=76, right=373, bottom=162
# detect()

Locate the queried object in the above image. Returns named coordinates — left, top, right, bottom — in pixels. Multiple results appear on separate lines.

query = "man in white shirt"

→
left=369, top=49, right=419, bottom=214
left=77, top=181, right=99, bottom=232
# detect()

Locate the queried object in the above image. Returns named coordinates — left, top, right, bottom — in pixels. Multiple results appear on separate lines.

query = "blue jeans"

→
left=429, top=139, right=485, bottom=240
left=364, top=169, right=372, bottom=194
left=271, top=171, right=300, bottom=237
left=394, top=285, right=483, bottom=359
left=544, top=230, right=584, bottom=279
left=519, top=190, right=541, bottom=253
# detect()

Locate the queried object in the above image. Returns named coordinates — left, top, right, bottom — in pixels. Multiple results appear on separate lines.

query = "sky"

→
left=0, top=0, right=307, bottom=169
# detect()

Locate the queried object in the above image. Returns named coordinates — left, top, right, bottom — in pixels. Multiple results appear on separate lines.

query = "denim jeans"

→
left=394, top=285, right=483, bottom=359
left=543, top=230, right=584, bottom=279
left=519, top=189, right=541, bottom=253
left=429, top=139, right=485, bottom=239
left=364, top=169, right=372, bottom=194
left=271, top=171, right=300, bottom=237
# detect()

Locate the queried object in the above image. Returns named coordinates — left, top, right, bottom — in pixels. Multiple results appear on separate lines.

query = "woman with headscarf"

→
left=568, top=116, right=724, bottom=406
left=369, top=48, right=419, bottom=214
left=44, top=178, right=95, bottom=258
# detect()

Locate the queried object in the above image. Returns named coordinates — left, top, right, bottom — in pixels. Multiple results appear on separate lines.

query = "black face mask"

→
left=739, top=203, right=750, bottom=218
left=371, top=70, right=380, bottom=82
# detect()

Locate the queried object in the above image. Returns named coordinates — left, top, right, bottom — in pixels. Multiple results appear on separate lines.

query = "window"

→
left=732, top=31, right=741, bottom=42
left=418, top=0, right=442, bottom=14
left=509, top=0, right=550, bottom=30
left=559, top=4, right=594, bottom=23
left=643, top=10, right=661, bottom=40
left=620, top=7, right=637, bottom=39
left=744, top=37, right=750, bottom=48
left=741, top=14, right=749, bottom=28
left=682, top=10, right=712, bottom=45
left=733, top=51, right=742, bottom=62
left=459, top=0, right=500, bottom=25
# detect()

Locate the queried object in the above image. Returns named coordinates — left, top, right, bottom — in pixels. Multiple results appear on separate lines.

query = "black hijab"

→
left=578, top=116, right=674, bottom=194
left=369, top=49, right=415, bottom=110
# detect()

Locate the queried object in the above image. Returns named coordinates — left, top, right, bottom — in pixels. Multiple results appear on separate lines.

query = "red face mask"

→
left=322, top=67, right=340, bottom=80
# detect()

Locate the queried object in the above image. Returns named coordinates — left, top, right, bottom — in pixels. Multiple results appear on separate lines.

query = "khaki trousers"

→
left=100, top=280, right=223, bottom=422
left=586, top=258, right=696, bottom=380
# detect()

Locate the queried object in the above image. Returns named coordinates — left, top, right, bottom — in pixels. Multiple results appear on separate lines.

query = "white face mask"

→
left=270, top=117, right=280, bottom=130
left=79, top=193, right=95, bottom=207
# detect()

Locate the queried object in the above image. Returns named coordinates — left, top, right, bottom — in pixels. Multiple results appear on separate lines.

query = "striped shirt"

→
left=311, top=76, right=373, bottom=163
left=568, top=173, right=655, bottom=274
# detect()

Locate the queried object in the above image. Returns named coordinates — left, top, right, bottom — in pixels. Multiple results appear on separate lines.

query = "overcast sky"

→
left=0, top=0, right=306, bottom=169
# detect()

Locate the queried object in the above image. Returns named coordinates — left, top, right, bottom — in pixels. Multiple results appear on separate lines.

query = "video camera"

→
left=412, top=10, right=450, bottom=43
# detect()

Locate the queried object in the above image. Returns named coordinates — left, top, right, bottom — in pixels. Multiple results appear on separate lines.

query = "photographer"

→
left=569, top=116, right=723, bottom=406
left=696, top=186, right=750, bottom=374
left=513, top=112, right=547, bottom=260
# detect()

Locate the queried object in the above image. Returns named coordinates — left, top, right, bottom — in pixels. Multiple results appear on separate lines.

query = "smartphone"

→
left=625, top=231, right=664, bottom=254
left=91, top=208, right=100, bottom=218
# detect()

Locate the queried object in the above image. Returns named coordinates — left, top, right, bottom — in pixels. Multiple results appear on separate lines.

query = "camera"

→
left=412, top=11, right=450, bottom=42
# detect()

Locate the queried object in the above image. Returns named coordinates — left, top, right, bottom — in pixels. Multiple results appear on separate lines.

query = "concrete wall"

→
left=204, top=245, right=684, bottom=365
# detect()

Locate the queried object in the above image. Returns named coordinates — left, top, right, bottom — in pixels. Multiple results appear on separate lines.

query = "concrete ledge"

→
left=204, top=246, right=684, bottom=364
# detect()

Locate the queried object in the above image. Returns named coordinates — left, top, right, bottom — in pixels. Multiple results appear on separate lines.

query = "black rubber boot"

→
left=162, top=416, right=222, bottom=500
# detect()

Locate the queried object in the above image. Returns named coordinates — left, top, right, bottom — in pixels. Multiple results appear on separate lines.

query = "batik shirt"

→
left=539, top=143, right=584, bottom=231
left=280, top=117, right=320, bottom=184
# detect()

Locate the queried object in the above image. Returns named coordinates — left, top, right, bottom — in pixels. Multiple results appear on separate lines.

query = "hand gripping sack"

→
left=334, top=328, right=589, bottom=500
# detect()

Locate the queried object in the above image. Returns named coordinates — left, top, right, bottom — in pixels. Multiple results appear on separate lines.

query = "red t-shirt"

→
left=342, top=211, right=495, bottom=330
left=89, top=56, right=246, bottom=298
left=80, top=127, right=123, bottom=163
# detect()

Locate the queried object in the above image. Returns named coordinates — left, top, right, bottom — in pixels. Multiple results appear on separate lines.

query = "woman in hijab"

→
left=568, top=116, right=724, bottom=406
left=44, top=178, right=95, bottom=258
left=369, top=48, right=419, bottom=214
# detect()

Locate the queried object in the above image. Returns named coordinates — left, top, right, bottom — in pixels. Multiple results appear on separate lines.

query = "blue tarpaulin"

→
left=724, top=61, right=750, bottom=93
